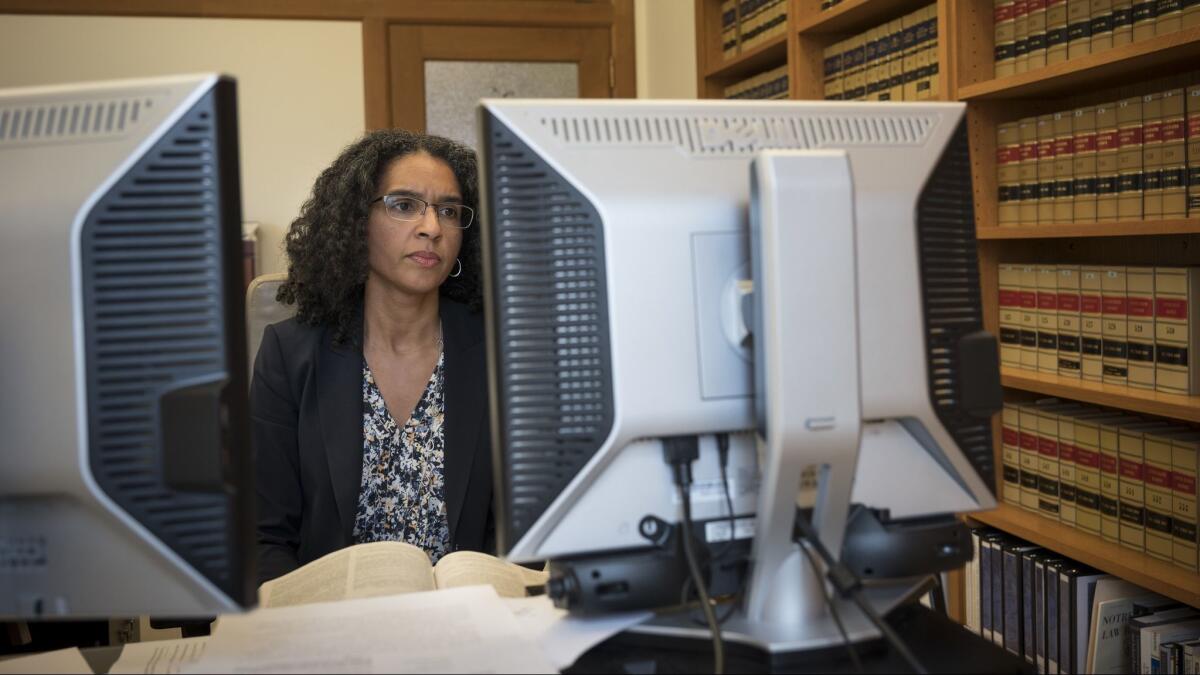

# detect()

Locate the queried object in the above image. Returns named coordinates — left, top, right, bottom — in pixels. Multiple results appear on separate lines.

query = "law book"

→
left=1135, top=613, right=1200, bottom=674
left=1186, top=0, right=1200, bottom=27
left=886, top=19, right=905, bottom=101
left=1162, top=86, right=1188, bottom=219
left=1114, top=0, right=1137, bottom=43
left=1058, top=564, right=1111, bottom=675
left=1102, top=266, right=1130, bottom=385
left=1127, top=265, right=1157, bottom=390
left=1021, top=263, right=1041, bottom=370
left=1096, top=101, right=1121, bottom=221
left=1005, top=541, right=1044, bottom=658
left=967, top=528, right=985, bottom=634
left=845, top=34, right=865, bottom=101
left=823, top=42, right=844, bottom=100
left=1154, top=266, right=1200, bottom=394
left=1073, top=105, right=1100, bottom=223
left=1046, top=0, right=1070, bottom=62
left=1086, top=579, right=1167, bottom=673
left=1133, top=0, right=1160, bottom=38
left=863, top=27, right=881, bottom=101
left=873, top=25, right=893, bottom=101
left=999, top=122, right=1023, bottom=225
left=1001, top=263, right=1024, bottom=365
left=1145, top=429, right=1197, bottom=562
left=1053, top=110, right=1077, bottom=222
left=721, top=0, right=739, bottom=59
left=1081, top=265, right=1106, bottom=381
left=902, top=10, right=921, bottom=101
left=1003, top=402, right=1024, bottom=505
left=1036, top=555, right=1062, bottom=673
left=912, top=6, right=937, bottom=101
left=1075, top=413, right=1134, bottom=537
left=1035, top=400, right=1072, bottom=518
left=1039, top=114, right=1059, bottom=222
left=1027, top=0, right=1049, bottom=69
left=1038, top=264, right=1060, bottom=373
left=256, top=541, right=549, bottom=609
left=1057, top=408, right=1083, bottom=527
left=1020, top=402, right=1046, bottom=512
left=1015, top=0, right=1031, bottom=73
left=922, top=4, right=941, bottom=99
left=1157, top=0, right=1185, bottom=33
left=1174, top=433, right=1199, bottom=571
left=1092, top=0, right=1117, bottom=50
left=1068, top=0, right=1095, bottom=57
left=1118, top=94, right=1146, bottom=220
left=992, top=533, right=1010, bottom=647
left=981, top=531, right=1001, bottom=643
left=1045, top=558, right=1066, bottom=673
left=997, top=0, right=1019, bottom=76
left=1101, top=416, right=1140, bottom=543
left=1119, top=422, right=1178, bottom=552
left=1144, top=90, right=1166, bottom=220
left=1189, top=85, right=1200, bottom=218
left=738, top=0, right=765, bottom=50
left=1057, top=264, right=1083, bottom=377
left=1023, top=550, right=1049, bottom=667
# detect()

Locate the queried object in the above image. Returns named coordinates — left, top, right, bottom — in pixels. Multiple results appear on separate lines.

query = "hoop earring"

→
left=450, top=258, right=463, bottom=278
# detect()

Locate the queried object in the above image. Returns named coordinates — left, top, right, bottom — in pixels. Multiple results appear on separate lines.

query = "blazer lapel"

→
left=316, top=321, right=365, bottom=546
left=440, top=300, right=486, bottom=543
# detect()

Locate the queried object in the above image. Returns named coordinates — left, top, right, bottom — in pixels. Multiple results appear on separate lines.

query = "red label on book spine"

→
left=1127, top=297, right=1154, bottom=317
left=1120, top=459, right=1145, bottom=480
left=1146, top=466, right=1172, bottom=488
left=1060, top=444, right=1077, bottom=462
left=1003, top=428, right=1020, bottom=445
left=1020, top=291, right=1038, bottom=309
left=1161, top=120, right=1186, bottom=142
left=1074, top=133, right=1098, bottom=153
left=1096, top=131, right=1119, bottom=152
left=1172, top=472, right=1197, bottom=495
left=1144, top=122, right=1164, bottom=144
left=1075, top=448, right=1100, bottom=468
left=1038, top=140, right=1056, bottom=159
left=1039, top=438, right=1059, bottom=457
left=1100, top=454, right=1118, bottom=473
left=1027, top=0, right=1046, bottom=9
left=1053, top=138, right=1073, bottom=156
left=999, top=290, right=1020, bottom=306
left=1020, top=142, right=1037, bottom=162
left=1081, top=295, right=1102, bottom=313
left=1020, top=432, right=1038, bottom=450
left=1103, top=296, right=1128, bottom=314
left=1189, top=114, right=1200, bottom=137
left=1014, top=0, right=1028, bottom=17
left=1038, top=292, right=1058, bottom=310
left=1118, top=128, right=1144, bottom=147
left=1156, top=298, right=1188, bottom=320
left=995, top=3, right=1015, bottom=22
left=1058, top=294, right=1081, bottom=311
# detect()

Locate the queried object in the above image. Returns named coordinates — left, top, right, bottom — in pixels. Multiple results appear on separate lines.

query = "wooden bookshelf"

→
left=705, top=32, right=788, bottom=80
left=794, top=0, right=933, bottom=34
left=1001, top=367, right=1200, bottom=423
left=969, top=505, right=1200, bottom=608
left=978, top=219, right=1200, bottom=240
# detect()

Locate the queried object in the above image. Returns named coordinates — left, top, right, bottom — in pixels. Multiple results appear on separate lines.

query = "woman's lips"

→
left=408, top=252, right=441, bottom=268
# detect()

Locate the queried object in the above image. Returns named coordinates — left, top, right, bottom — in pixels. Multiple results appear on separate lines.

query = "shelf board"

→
left=968, top=505, right=1200, bottom=608
left=977, top=219, right=1200, bottom=239
left=795, top=0, right=931, bottom=35
left=959, top=26, right=1200, bottom=100
left=705, top=33, right=788, bottom=81
left=1001, top=367, right=1200, bottom=423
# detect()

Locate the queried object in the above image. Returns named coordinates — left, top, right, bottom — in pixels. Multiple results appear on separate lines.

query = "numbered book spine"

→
left=1046, top=0, right=1070, bottom=62
left=1102, top=266, right=1130, bottom=386
left=823, top=43, right=844, bottom=99
left=1038, top=114, right=1057, bottom=223
left=997, top=0, right=1018, bottom=76
left=722, top=0, right=739, bottom=58
left=1068, top=0, right=1094, bottom=57
left=864, top=28, right=881, bottom=101
left=1081, top=265, right=1105, bottom=381
left=1028, top=0, right=1049, bottom=69
left=1100, top=419, right=1126, bottom=543
left=1117, top=95, right=1145, bottom=220
left=1091, top=0, right=1116, bottom=50
left=887, top=19, right=905, bottom=101
left=1133, top=0, right=1160, bottom=39
left=1127, top=266, right=1157, bottom=390
left=925, top=4, right=941, bottom=99
left=1155, top=266, right=1200, bottom=394
left=1058, top=413, right=1080, bottom=527
left=1119, top=424, right=1170, bottom=552
left=1038, top=265, right=1060, bottom=373
left=1020, top=403, right=1044, bottom=512
left=1114, top=0, right=1136, bottom=43
left=1037, top=403, right=1063, bottom=519
left=1145, top=430, right=1183, bottom=561
left=1074, top=416, right=1105, bottom=536
left=1096, top=101, right=1120, bottom=221
left=1053, top=110, right=1076, bottom=222
left=902, top=10, right=920, bottom=101
left=1172, top=435, right=1198, bottom=571
left=1001, top=263, right=1024, bottom=366
left=1015, top=0, right=1031, bottom=73
left=1003, top=402, right=1024, bottom=506
left=1189, top=85, right=1200, bottom=218
left=1161, top=87, right=1187, bottom=219
left=1156, top=0, right=1184, bottom=32
left=1144, top=91, right=1165, bottom=220
left=1057, top=265, right=1083, bottom=377
left=1021, top=264, right=1041, bottom=370
left=1073, top=105, right=1099, bottom=223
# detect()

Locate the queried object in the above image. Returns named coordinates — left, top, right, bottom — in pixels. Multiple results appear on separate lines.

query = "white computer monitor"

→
left=0, top=74, right=255, bottom=617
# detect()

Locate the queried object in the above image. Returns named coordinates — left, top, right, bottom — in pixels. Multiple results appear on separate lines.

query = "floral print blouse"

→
left=352, top=353, right=451, bottom=563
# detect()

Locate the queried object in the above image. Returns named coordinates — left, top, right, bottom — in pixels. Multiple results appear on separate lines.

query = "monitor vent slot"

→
left=0, top=96, right=154, bottom=145
left=79, top=89, right=239, bottom=590
left=540, top=112, right=937, bottom=155
left=485, top=112, right=616, bottom=551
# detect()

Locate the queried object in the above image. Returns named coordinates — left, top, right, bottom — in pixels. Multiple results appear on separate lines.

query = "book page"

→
left=432, top=551, right=548, bottom=598
left=259, top=541, right=434, bottom=608
left=109, top=636, right=208, bottom=674
left=0, top=647, right=91, bottom=674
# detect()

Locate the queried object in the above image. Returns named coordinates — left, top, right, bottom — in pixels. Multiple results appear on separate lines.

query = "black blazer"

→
left=251, top=299, right=494, bottom=585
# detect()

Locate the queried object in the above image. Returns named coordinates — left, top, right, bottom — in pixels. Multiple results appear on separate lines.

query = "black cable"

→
left=799, top=542, right=864, bottom=674
left=794, top=511, right=928, bottom=675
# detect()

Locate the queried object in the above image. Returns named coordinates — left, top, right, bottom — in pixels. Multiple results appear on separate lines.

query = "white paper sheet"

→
left=181, top=585, right=555, bottom=674
left=0, top=647, right=92, bottom=674
left=503, top=596, right=652, bottom=669
left=109, top=636, right=208, bottom=674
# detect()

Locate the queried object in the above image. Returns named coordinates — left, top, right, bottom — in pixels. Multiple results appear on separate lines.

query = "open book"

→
left=258, top=541, right=548, bottom=609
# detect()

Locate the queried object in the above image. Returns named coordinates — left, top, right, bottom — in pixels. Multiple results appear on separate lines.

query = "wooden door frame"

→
left=0, top=0, right=638, bottom=129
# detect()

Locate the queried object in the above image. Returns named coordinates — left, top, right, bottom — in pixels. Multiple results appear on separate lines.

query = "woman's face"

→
left=366, top=151, right=466, bottom=299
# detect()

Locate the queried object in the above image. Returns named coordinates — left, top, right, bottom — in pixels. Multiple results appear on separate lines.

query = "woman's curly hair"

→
left=277, top=129, right=482, bottom=345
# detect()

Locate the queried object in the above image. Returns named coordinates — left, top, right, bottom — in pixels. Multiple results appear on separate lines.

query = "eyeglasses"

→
left=370, top=194, right=474, bottom=229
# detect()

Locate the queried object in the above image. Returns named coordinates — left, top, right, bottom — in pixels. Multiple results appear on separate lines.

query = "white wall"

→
left=0, top=14, right=366, bottom=276
left=634, top=0, right=698, bottom=99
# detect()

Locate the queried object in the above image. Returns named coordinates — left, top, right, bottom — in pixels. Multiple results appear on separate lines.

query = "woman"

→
left=252, top=130, right=492, bottom=584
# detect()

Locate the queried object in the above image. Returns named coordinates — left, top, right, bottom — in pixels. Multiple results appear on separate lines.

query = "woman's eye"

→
left=395, top=199, right=417, bottom=212
left=437, top=206, right=459, bottom=219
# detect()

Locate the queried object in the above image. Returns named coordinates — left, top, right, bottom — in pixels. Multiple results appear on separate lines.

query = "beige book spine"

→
left=721, top=0, right=739, bottom=58
left=1074, top=416, right=1106, bottom=535
left=1126, top=266, right=1157, bottom=390
left=1189, top=85, right=1200, bottom=218
left=887, top=19, right=905, bottom=101
left=1002, top=402, right=1023, bottom=505
left=1156, top=0, right=1183, bottom=33
left=1118, top=424, right=1159, bottom=552
left=1037, top=265, right=1060, bottom=373
left=1132, top=0, right=1158, bottom=39
left=864, top=27, right=881, bottom=101
left=1172, top=436, right=1198, bottom=570
left=996, top=0, right=1018, bottom=77
left=1144, top=430, right=1185, bottom=561
left=1027, top=0, right=1049, bottom=69
left=1095, top=101, right=1120, bottom=221
left=1046, top=0, right=1070, bottom=62
left=1036, top=403, right=1066, bottom=519
left=1100, top=419, right=1127, bottom=543
left=925, top=4, right=941, bottom=99
left=823, top=42, right=843, bottom=100
left=1161, top=87, right=1187, bottom=219
left=1091, top=0, right=1116, bottom=50
left=1073, top=105, right=1099, bottom=223
left=1053, top=110, right=1076, bottom=222
left=999, top=122, right=1022, bottom=225
left=1117, top=95, right=1145, bottom=220
left=1019, top=117, right=1040, bottom=224
left=1015, top=0, right=1031, bottom=73
left=1080, top=265, right=1106, bottom=381
left=1037, top=114, right=1058, bottom=223
left=1154, top=266, right=1200, bottom=394
left=1020, top=264, right=1041, bottom=370
left=1113, top=0, right=1135, bottom=43
left=1143, top=91, right=1166, bottom=219
left=1068, top=0, right=1094, bottom=57
left=1102, top=266, right=1130, bottom=385
left=1057, top=265, right=1083, bottom=376
left=902, top=10, right=920, bottom=101
left=1019, top=403, right=1044, bottom=511
left=1000, top=263, right=1024, bottom=366
left=1058, top=412, right=1079, bottom=526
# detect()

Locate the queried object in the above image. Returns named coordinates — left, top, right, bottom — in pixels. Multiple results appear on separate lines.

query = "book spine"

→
left=1059, top=414, right=1079, bottom=527
left=997, top=0, right=1018, bottom=76
left=1118, top=427, right=1150, bottom=552
left=1003, top=549, right=1024, bottom=656
left=1102, top=266, right=1130, bottom=385
left=1081, top=266, right=1105, bottom=381
left=1000, top=122, right=1022, bottom=225
left=915, top=6, right=937, bottom=100
left=1034, top=558, right=1049, bottom=672
left=902, top=11, right=920, bottom=101
left=1054, top=110, right=1077, bottom=222
left=864, top=27, right=880, bottom=100
left=1021, top=117, right=1042, bottom=224
left=1154, top=266, right=1198, bottom=394
left=1172, top=437, right=1199, bottom=571
left=926, top=5, right=941, bottom=100
left=1073, top=105, right=1099, bottom=223
left=1190, top=85, right=1200, bottom=218
left=1100, top=421, right=1124, bottom=543
left=722, top=0, right=738, bottom=58
left=1047, top=0, right=1070, bottom=62
left=1021, top=404, right=1045, bottom=512
left=992, top=537, right=1007, bottom=646
left=1091, top=0, right=1116, bottom=50
left=1114, top=0, right=1136, bottom=43
left=1096, top=101, right=1120, bottom=221
left=1028, top=0, right=1049, bottom=69
left=1015, top=0, right=1031, bottom=73
left=1157, top=0, right=1184, bottom=32
left=888, top=19, right=905, bottom=101
left=982, top=536, right=996, bottom=640
left=1127, top=266, right=1157, bottom=390
left=1004, top=402, right=1024, bottom=505
left=1022, top=554, right=1038, bottom=665
left=1068, top=0, right=1094, bottom=57
left=1046, top=562, right=1061, bottom=673
left=823, top=43, right=843, bottom=100
left=1021, top=264, right=1041, bottom=369
left=1075, top=418, right=1104, bottom=535
left=1038, top=264, right=1060, bottom=373
left=1145, top=432, right=1176, bottom=561
left=1144, top=91, right=1166, bottom=220
left=1037, top=405, right=1063, bottom=519
left=1118, top=95, right=1146, bottom=220
left=1057, top=265, right=1083, bottom=377
left=1162, top=87, right=1188, bottom=219
left=967, top=530, right=982, bottom=634
left=1057, top=570, right=1074, bottom=675
left=1001, top=263, right=1024, bottom=365
left=1133, top=0, right=1160, bottom=39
